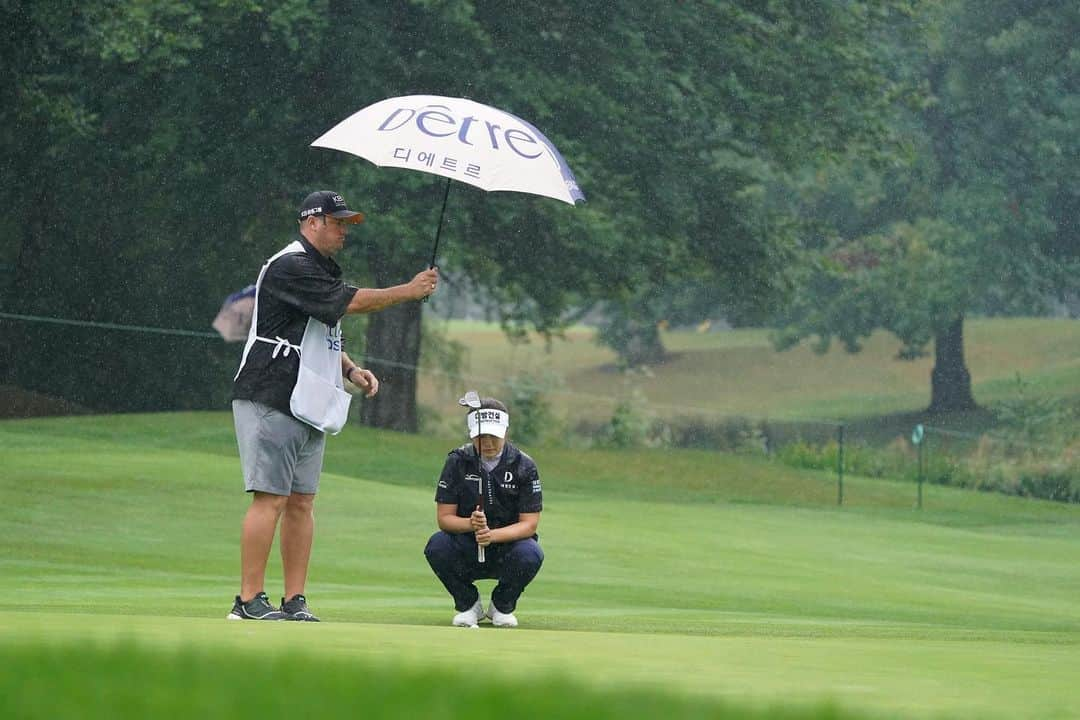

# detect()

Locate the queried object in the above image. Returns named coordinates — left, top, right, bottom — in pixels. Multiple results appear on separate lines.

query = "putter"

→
left=458, top=391, right=485, bottom=563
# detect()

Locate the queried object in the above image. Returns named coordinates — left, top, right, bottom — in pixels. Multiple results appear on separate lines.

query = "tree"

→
left=0, top=0, right=964, bottom=432
left=583, top=0, right=919, bottom=367
left=1, top=1, right=345, bottom=410
left=774, top=218, right=980, bottom=411
left=773, top=0, right=1080, bottom=413
left=285, top=1, right=924, bottom=428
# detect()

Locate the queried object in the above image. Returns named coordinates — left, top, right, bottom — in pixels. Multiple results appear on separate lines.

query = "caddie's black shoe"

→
left=281, top=593, right=320, bottom=622
left=226, top=591, right=285, bottom=620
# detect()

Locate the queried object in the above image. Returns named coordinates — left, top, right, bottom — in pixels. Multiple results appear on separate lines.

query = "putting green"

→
left=3, top=413, right=1080, bottom=719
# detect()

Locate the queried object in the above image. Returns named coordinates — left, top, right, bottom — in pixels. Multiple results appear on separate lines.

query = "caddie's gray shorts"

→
left=232, top=399, right=325, bottom=495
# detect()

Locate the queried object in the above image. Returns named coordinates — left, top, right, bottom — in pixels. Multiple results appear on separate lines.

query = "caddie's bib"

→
left=234, top=241, right=351, bottom=434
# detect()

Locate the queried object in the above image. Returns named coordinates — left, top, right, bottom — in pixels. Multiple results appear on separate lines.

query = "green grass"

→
left=3, top=413, right=1080, bottom=719
left=0, top=643, right=869, bottom=720
left=420, top=317, right=1080, bottom=429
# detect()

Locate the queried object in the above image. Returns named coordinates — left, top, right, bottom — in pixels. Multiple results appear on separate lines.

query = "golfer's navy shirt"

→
left=232, top=234, right=358, bottom=418
left=435, top=442, right=543, bottom=533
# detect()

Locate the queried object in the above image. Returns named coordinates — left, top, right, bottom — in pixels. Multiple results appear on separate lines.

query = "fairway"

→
left=419, top=317, right=1080, bottom=423
left=3, top=413, right=1080, bottom=719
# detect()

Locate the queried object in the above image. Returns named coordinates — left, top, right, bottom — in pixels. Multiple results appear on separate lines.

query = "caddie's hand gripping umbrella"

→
left=310, top=95, right=586, bottom=268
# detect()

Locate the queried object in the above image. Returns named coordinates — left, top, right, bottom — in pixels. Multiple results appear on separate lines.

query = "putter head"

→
left=458, top=390, right=481, bottom=409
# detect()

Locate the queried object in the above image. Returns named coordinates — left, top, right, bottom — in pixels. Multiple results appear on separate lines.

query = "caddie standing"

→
left=228, top=190, right=438, bottom=621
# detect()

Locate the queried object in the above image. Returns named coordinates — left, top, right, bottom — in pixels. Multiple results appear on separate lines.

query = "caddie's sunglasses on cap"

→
left=298, top=190, right=364, bottom=224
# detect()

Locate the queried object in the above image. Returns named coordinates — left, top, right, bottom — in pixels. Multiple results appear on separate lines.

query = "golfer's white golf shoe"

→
left=452, top=599, right=484, bottom=627
left=485, top=604, right=518, bottom=628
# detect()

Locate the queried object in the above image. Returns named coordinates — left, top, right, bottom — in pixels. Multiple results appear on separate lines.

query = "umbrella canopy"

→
left=212, top=285, right=255, bottom=342
left=311, top=95, right=585, bottom=206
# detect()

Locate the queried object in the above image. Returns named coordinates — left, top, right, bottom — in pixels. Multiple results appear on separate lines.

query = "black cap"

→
left=297, top=190, right=364, bottom=224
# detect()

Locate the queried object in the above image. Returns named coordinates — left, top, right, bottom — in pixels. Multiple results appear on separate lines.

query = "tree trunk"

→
left=623, top=321, right=667, bottom=367
left=359, top=301, right=422, bottom=432
left=928, top=315, right=977, bottom=413
left=1, top=208, right=45, bottom=388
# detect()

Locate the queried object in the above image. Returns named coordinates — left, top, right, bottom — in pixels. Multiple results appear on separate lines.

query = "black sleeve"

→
left=435, top=454, right=461, bottom=504
left=263, top=254, right=358, bottom=326
left=517, top=459, right=543, bottom=513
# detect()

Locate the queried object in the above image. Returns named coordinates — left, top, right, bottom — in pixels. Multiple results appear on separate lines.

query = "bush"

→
left=502, top=370, right=560, bottom=445
left=1017, top=469, right=1076, bottom=502
left=776, top=440, right=837, bottom=473
left=993, top=373, right=1074, bottom=445
left=602, top=388, right=655, bottom=449
left=775, top=437, right=915, bottom=480
left=666, top=415, right=768, bottom=453
left=960, top=431, right=1080, bottom=502
left=771, top=434, right=987, bottom=493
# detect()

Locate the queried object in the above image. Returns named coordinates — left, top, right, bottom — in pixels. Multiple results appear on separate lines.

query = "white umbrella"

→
left=311, top=95, right=585, bottom=265
left=212, top=285, right=255, bottom=342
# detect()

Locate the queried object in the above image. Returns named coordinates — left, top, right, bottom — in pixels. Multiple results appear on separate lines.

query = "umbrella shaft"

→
left=429, top=177, right=452, bottom=268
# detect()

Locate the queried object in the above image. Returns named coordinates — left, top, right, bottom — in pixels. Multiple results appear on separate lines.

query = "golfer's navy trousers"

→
left=424, top=530, right=544, bottom=613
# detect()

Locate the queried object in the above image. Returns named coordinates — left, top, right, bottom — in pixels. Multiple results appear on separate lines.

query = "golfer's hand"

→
left=470, top=509, right=487, bottom=531
left=409, top=268, right=439, bottom=300
left=475, top=525, right=493, bottom=547
left=348, top=367, right=380, bottom=397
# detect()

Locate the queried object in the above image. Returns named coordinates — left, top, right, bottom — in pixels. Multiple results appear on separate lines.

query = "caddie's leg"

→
left=490, top=538, right=544, bottom=613
left=279, top=424, right=325, bottom=599
left=424, top=531, right=482, bottom=611
left=281, top=492, right=315, bottom=599
left=241, top=492, right=288, bottom=601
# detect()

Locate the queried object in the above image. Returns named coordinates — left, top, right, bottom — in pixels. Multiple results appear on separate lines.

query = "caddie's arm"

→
left=341, top=352, right=378, bottom=397
left=436, top=503, right=476, bottom=534
left=346, top=268, right=438, bottom=313
left=485, top=512, right=540, bottom=545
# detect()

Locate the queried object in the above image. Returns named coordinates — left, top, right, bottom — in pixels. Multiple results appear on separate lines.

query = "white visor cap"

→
left=467, top=408, right=509, bottom=439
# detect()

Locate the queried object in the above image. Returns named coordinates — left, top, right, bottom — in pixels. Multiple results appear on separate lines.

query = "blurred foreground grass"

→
left=1, top=643, right=866, bottom=720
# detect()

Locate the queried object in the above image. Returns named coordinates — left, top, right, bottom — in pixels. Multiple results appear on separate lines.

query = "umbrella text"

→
left=377, top=104, right=544, bottom=160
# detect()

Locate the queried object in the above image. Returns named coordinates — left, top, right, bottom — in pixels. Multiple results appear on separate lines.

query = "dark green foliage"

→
left=664, top=414, right=769, bottom=454
left=501, top=370, right=558, bottom=446
left=993, top=374, right=1075, bottom=445
left=772, top=0, right=1080, bottom=411
left=1, top=0, right=920, bottom=420
left=774, top=434, right=1080, bottom=505
left=2, top=1, right=340, bottom=411
left=590, top=1, right=919, bottom=366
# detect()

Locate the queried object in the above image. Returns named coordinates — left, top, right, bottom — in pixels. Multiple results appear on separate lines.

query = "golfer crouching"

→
left=424, top=396, right=544, bottom=627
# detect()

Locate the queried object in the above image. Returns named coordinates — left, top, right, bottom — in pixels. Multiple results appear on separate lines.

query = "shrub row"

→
left=565, top=407, right=1080, bottom=504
